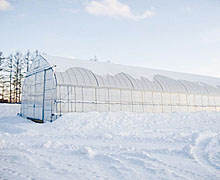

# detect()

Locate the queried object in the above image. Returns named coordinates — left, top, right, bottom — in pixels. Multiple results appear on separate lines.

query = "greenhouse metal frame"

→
left=21, top=55, right=220, bottom=122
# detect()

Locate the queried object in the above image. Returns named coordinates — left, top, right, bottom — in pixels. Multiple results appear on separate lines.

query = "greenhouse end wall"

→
left=21, top=56, right=57, bottom=122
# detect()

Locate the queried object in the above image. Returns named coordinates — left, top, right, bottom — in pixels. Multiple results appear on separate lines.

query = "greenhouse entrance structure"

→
left=21, top=55, right=220, bottom=122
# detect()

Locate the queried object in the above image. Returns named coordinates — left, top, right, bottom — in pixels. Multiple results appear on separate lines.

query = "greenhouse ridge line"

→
left=44, top=55, right=220, bottom=81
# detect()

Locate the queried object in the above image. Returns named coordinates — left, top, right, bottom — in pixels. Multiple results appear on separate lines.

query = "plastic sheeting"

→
left=55, top=86, right=220, bottom=114
left=20, top=55, right=220, bottom=122
left=21, top=56, right=56, bottom=121
left=55, top=67, right=220, bottom=95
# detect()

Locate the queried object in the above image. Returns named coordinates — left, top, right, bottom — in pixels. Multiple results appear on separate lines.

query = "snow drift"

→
left=0, top=104, right=219, bottom=180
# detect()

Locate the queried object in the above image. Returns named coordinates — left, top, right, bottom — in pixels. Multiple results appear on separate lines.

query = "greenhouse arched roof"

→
left=41, top=55, right=220, bottom=95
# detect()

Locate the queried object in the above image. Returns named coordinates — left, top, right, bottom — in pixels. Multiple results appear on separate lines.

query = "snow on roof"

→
left=42, top=55, right=220, bottom=88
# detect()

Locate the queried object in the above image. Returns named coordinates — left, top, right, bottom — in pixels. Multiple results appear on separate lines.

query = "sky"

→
left=0, top=0, right=220, bottom=77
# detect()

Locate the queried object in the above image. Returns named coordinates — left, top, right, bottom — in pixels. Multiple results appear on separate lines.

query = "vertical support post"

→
left=42, top=69, right=46, bottom=121
left=108, top=88, right=110, bottom=112
left=74, top=86, right=76, bottom=112
left=214, top=95, right=216, bottom=111
left=152, top=91, right=154, bottom=113
left=95, top=87, right=97, bottom=111
left=207, top=95, right=210, bottom=112
left=68, top=86, right=70, bottom=112
left=50, top=87, right=53, bottom=122
left=199, top=95, right=202, bottom=111
left=169, top=92, right=172, bottom=112
left=178, top=93, right=181, bottom=112
left=120, top=89, right=122, bottom=111
left=141, top=90, right=144, bottom=113
left=185, top=93, right=188, bottom=112
left=70, top=86, right=72, bottom=112
left=131, top=90, right=133, bottom=112
left=161, top=92, right=163, bottom=113
left=56, top=87, right=58, bottom=117
left=82, top=87, right=84, bottom=112
left=201, top=95, right=204, bottom=111
left=60, top=86, right=62, bottom=116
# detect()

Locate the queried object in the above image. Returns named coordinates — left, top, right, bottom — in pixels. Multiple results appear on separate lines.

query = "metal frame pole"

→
left=42, top=69, right=46, bottom=121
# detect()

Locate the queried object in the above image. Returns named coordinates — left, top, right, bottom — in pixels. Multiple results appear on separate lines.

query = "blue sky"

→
left=1, top=0, right=220, bottom=77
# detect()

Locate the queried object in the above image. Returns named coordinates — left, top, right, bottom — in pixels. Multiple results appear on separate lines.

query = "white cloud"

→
left=85, top=0, right=154, bottom=21
left=0, top=0, right=11, bottom=11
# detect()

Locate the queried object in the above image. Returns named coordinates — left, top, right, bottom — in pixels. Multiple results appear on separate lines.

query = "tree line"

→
left=0, top=50, right=39, bottom=103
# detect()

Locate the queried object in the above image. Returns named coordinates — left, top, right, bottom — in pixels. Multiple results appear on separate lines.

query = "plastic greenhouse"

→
left=21, top=55, right=220, bottom=122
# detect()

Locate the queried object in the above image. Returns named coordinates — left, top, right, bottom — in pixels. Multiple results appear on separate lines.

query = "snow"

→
left=43, top=55, right=220, bottom=86
left=0, top=104, right=220, bottom=180
left=0, top=103, right=20, bottom=117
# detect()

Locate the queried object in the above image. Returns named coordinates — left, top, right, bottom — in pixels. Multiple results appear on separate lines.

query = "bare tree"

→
left=25, top=50, right=31, bottom=72
left=8, top=55, right=13, bottom=103
left=0, top=52, right=7, bottom=102
left=13, top=52, right=23, bottom=103
left=0, top=50, right=40, bottom=103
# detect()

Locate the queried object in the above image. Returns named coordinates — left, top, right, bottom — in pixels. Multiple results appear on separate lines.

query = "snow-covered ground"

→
left=0, top=104, right=219, bottom=180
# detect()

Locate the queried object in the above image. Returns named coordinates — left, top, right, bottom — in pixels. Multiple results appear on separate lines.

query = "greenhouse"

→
left=20, top=55, right=220, bottom=122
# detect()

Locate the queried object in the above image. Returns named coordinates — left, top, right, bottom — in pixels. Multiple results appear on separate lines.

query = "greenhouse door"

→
left=41, top=68, right=56, bottom=122
left=33, top=70, right=45, bottom=121
left=33, top=69, right=51, bottom=122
